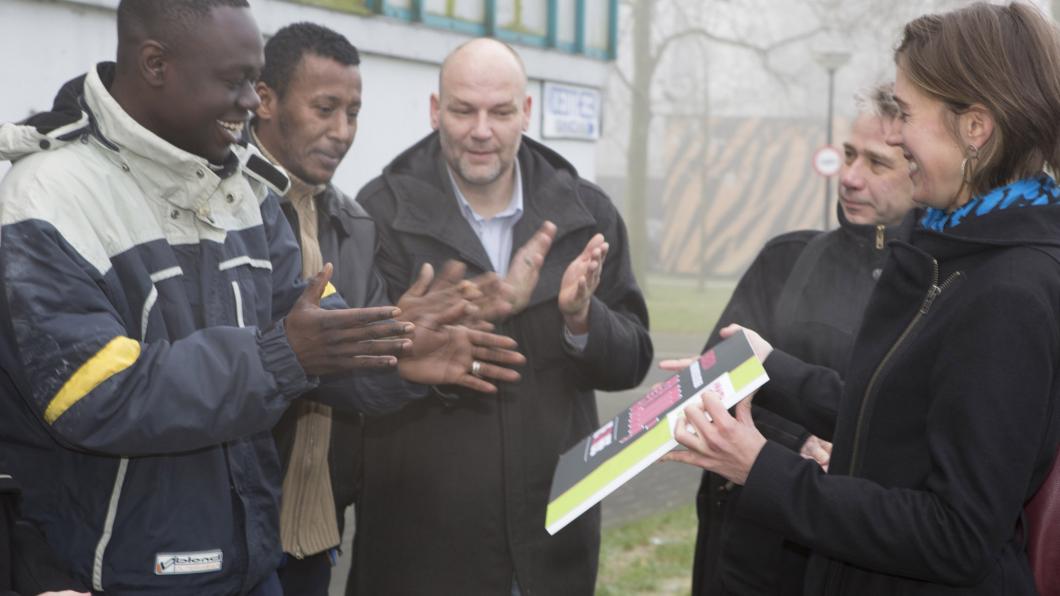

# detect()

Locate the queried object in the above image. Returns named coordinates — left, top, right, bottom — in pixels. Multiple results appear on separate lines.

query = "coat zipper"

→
left=875, top=225, right=885, bottom=250
left=847, top=260, right=962, bottom=474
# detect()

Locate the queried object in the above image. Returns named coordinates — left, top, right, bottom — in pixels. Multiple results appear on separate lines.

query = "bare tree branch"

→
left=649, top=19, right=822, bottom=93
left=612, top=64, right=635, bottom=93
left=654, top=23, right=823, bottom=64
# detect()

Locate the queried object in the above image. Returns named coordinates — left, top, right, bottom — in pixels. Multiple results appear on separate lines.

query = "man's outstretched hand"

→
left=394, top=260, right=525, bottom=392
left=397, top=261, right=479, bottom=329
left=285, top=264, right=414, bottom=376
left=505, top=221, right=557, bottom=315
left=398, top=323, right=526, bottom=393
left=397, top=260, right=513, bottom=329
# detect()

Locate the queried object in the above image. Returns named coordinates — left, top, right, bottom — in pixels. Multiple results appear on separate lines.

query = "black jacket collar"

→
left=381, top=132, right=596, bottom=273
left=912, top=201, right=1060, bottom=261
left=834, top=201, right=904, bottom=249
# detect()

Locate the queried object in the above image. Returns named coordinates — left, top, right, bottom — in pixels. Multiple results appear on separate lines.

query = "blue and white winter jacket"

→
left=0, top=64, right=345, bottom=594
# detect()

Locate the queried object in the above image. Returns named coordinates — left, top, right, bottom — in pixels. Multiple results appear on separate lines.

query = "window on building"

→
left=283, top=0, right=618, bottom=60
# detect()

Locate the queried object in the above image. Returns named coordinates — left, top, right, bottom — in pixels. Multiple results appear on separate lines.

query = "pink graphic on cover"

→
left=622, top=376, right=682, bottom=443
left=587, top=421, right=615, bottom=459
left=699, top=350, right=717, bottom=372
left=706, top=377, right=731, bottom=400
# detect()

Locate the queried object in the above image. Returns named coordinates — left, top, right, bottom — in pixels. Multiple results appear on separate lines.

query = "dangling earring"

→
left=961, top=144, right=980, bottom=183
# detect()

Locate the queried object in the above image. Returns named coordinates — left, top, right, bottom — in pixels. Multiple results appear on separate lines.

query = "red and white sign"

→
left=813, top=145, right=843, bottom=177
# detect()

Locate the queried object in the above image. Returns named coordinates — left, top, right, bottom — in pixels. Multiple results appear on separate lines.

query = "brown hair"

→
left=895, top=2, right=1060, bottom=197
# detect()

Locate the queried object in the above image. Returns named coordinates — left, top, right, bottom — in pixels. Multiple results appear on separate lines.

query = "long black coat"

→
left=694, top=208, right=898, bottom=596
left=350, top=133, right=652, bottom=595
left=746, top=201, right=1060, bottom=595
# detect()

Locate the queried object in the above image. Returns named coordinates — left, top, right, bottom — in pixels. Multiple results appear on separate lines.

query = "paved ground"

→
left=328, top=331, right=707, bottom=594
left=595, top=332, right=706, bottom=528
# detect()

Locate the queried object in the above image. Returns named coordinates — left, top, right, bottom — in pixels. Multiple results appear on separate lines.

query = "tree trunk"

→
left=625, top=0, right=653, bottom=286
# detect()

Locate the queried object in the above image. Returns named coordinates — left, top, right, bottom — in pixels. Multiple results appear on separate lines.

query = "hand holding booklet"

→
left=545, top=330, right=768, bottom=535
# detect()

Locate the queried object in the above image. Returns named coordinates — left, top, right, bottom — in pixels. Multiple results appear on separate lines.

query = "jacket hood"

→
left=2, top=63, right=288, bottom=198
left=0, top=64, right=104, bottom=162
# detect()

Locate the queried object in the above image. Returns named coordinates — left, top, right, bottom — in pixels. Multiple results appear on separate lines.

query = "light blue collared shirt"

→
left=448, top=163, right=588, bottom=350
left=448, top=162, right=524, bottom=278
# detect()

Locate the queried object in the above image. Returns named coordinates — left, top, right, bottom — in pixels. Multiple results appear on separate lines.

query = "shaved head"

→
left=430, top=37, right=532, bottom=208
left=109, top=0, right=263, bottom=164
left=439, top=38, right=527, bottom=99
left=117, top=0, right=249, bottom=57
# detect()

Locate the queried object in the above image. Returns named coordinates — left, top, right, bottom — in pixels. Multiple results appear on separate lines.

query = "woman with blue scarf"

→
left=666, top=3, right=1060, bottom=595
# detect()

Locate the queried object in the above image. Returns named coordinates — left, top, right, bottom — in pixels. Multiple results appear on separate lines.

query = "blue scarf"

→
left=920, top=173, right=1060, bottom=231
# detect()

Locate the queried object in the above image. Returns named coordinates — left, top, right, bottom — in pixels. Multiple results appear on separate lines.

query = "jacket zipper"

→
left=875, top=225, right=885, bottom=250
left=847, top=260, right=962, bottom=474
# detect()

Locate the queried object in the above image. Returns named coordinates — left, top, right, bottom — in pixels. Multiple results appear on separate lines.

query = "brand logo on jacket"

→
left=154, top=550, right=223, bottom=575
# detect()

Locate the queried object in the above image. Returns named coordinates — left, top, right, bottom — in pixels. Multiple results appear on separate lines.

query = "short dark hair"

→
left=260, top=22, right=361, bottom=98
left=117, top=0, right=250, bottom=45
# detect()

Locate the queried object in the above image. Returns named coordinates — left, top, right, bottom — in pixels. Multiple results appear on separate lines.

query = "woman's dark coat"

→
left=747, top=203, right=1060, bottom=595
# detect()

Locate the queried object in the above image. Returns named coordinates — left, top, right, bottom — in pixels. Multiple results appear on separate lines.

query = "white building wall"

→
left=0, top=0, right=608, bottom=193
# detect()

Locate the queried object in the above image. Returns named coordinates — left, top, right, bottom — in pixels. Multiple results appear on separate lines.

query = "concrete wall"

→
left=0, top=0, right=609, bottom=194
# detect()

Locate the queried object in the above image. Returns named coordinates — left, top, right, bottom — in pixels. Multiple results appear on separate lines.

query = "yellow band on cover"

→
left=322, top=282, right=337, bottom=298
left=44, top=336, right=141, bottom=424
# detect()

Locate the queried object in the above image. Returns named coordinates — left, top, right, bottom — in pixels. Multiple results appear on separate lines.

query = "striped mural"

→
left=657, top=116, right=841, bottom=278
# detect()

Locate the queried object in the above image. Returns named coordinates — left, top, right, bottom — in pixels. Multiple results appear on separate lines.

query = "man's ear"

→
left=139, top=40, right=167, bottom=88
left=430, top=93, right=441, bottom=130
left=961, top=104, right=995, bottom=151
left=256, top=82, right=277, bottom=121
left=522, top=94, right=532, bottom=132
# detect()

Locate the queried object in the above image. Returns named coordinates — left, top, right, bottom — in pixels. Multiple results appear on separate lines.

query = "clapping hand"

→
left=285, top=264, right=414, bottom=375
left=558, top=233, right=608, bottom=334
left=505, top=221, right=557, bottom=315
left=396, top=261, right=526, bottom=392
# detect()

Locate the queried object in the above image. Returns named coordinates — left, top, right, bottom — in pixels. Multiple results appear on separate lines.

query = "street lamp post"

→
left=815, top=50, right=851, bottom=230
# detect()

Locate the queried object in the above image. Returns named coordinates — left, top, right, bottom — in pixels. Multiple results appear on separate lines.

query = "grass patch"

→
left=643, top=275, right=735, bottom=337
left=596, top=503, right=697, bottom=596
left=591, top=276, right=731, bottom=593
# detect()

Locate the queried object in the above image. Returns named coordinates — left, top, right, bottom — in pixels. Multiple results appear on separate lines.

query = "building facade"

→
left=0, top=0, right=618, bottom=194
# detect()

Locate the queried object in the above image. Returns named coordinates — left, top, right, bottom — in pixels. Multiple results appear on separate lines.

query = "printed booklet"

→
left=545, top=330, right=768, bottom=535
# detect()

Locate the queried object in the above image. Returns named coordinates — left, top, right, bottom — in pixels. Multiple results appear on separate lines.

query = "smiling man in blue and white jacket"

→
left=0, top=1, right=437, bottom=594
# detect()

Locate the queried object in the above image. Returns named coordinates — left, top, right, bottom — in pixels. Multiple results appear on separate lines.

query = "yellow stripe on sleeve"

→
left=322, top=282, right=338, bottom=298
left=44, top=336, right=142, bottom=424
